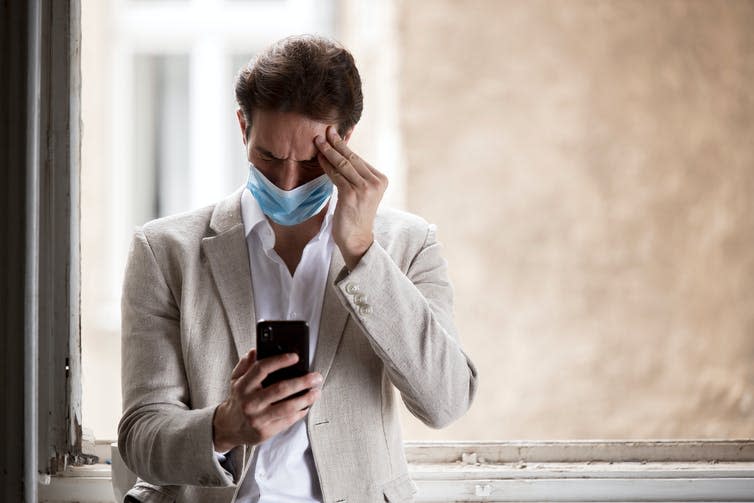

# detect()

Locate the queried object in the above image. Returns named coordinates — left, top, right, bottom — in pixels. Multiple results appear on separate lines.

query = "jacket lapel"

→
left=311, top=247, right=349, bottom=383
left=201, top=187, right=256, bottom=361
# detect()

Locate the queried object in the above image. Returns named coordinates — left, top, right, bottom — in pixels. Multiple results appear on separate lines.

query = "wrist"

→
left=339, top=237, right=373, bottom=271
left=212, top=401, right=236, bottom=453
left=341, top=246, right=368, bottom=271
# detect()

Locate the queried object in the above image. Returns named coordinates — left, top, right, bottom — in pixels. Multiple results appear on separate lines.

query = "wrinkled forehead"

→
left=249, top=109, right=331, bottom=161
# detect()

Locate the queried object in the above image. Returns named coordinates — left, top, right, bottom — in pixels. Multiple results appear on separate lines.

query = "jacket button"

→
left=345, top=282, right=359, bottom=294
left=354, top=293, right=367, bottom=306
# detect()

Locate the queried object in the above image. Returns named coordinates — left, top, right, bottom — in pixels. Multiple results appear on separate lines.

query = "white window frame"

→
left=39, top=440, right=754, bottom=502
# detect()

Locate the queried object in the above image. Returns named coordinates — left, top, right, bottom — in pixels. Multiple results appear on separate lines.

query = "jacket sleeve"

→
left=334, top=223, right=478, bottom=428
left=117, top=228, right=241, bottom=487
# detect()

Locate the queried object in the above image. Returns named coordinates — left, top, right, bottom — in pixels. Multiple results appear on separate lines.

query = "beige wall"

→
left=397, top=0, right=754, bottom=440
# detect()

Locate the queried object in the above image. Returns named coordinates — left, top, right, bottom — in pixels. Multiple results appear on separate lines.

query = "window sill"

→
left=410, top=461, right=754, bottom=501
left=38, top=440, right=754, bottom=502
left=406, top=440, right=754, bottom=501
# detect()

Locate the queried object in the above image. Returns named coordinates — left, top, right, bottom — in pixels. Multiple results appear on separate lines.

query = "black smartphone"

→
left=256, top=320, right=309, bottom=400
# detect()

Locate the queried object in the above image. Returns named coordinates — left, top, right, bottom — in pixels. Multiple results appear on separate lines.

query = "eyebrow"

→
left=255, top=146, right=318, bottom=163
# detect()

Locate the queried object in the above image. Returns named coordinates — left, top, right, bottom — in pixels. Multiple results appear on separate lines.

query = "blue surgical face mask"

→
left=246, top=163, right=333, bottom=226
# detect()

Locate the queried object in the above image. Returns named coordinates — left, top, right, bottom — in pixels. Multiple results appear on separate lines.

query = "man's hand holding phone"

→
left=212, top=348, right=323, bottom=453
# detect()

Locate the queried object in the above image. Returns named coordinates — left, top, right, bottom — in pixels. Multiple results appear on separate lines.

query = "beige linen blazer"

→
left=118, top=187, right=478, bottom=503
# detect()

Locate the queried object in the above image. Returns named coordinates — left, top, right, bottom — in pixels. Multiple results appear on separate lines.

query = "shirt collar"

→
left=241, top=186, right=337, bottom=240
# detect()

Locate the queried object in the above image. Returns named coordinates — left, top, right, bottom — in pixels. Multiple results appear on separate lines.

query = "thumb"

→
left=231, top=348, right=256, bottom=380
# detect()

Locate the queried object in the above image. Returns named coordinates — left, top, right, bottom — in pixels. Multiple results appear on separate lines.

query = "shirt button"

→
left=288, top=311, right=297, bottom=319
left=345, top=282, right=359, bottom=294
left=359, top=305, right=373, bottom=316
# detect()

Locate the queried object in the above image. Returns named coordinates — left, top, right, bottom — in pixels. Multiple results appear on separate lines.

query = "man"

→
left=118, top=34, right=477, bottom=502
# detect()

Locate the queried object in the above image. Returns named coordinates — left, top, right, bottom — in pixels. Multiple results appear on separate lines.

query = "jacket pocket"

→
left=382, top=473, right=417, bottom=502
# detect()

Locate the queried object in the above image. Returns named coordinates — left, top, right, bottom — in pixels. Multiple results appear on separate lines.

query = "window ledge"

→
left=410, top=461, right=754, bottom=501
left=406, top=440, right=754, bottom=501
left=39, top=440, right=754, bottom=502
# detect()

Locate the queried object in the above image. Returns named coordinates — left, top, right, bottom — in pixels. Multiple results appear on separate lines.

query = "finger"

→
left=242, top=386, right=319, bottom=436
left=317, top=152, right=351, bottom=192
left=264, top=387, right=321, bottom=422
left=315, top=134, right=365, bottom=187
left=248, top=353, right=298, bottom=388
left=365, top=163, right=388, bottom=184
left=324, top=127, right=376, bottom=181
left=231, top=348, right=256, bottom=380
left=264, top=406, right=312, bottom=436
left=258, top=372, right=323, bottom=406
left=238, top=352, right=299, bottom=394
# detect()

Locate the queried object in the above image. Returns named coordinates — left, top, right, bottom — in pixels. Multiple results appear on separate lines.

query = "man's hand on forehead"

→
left=315, top=126, right=388, bottom=271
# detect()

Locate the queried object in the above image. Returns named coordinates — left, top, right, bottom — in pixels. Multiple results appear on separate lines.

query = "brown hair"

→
left=235, top=35, right=363, bottom=138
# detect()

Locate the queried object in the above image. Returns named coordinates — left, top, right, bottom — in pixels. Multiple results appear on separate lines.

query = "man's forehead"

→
left=249, top=110, right=332, bottom=160
left=251, top=109, right=331, bottom=132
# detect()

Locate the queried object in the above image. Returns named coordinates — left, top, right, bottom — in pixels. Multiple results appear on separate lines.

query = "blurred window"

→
left=81, top=0, right=335, bottom=440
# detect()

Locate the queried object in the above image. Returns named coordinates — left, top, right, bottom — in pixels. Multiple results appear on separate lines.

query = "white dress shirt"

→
left=232, top=187, right=335, bottom=502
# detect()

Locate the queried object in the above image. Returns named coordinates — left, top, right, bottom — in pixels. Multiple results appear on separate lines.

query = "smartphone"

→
left=256, top=320, right=309, bottom=400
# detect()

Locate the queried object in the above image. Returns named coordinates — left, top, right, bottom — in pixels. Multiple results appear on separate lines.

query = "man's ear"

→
left=236, top=109, right=248, bottom=145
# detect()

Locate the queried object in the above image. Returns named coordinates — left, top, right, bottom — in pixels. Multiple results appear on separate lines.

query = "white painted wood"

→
left=39, top=466, right=115, bottom=503
left=405, top=440, right=754, bottom=463
left=412, top=477, right=754, bottom=502
left=410, top=462, right=754, bottom=479
left=46, top=443, right=754, bottom=503
left=40, top=461, right=754, bottom=503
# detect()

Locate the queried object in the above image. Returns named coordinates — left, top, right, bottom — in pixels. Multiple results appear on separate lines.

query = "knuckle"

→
left=231, top=380, right=242, bottom=395
left=241, top=401, right=256, bottom=417
left=259, top=359, right=277, bottom=376
left=248, top=361, right=264, bottom=377
left=273, top=380, right=294, bottom=397
left=280, top=401, right=298, bottom=416
left=336, top=158, right=350, bottom=170
left=247, top=416, right=260, bottom=429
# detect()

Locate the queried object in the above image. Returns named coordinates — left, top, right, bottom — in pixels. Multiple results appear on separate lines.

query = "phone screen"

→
left=256, top=320, right=309, bottom=398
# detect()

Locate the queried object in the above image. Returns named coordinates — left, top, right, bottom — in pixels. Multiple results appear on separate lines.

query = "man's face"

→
left=237, top=109, right=351, bottom=191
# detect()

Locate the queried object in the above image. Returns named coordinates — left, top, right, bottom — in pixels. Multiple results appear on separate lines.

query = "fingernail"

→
left=315, top=135, right=325, bottom=144
left=313, top=374, right=323, bottom=384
